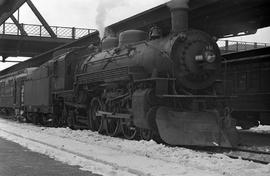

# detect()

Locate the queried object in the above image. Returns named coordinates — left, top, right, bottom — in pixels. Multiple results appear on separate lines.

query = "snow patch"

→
left=0, top=118, right=270, bottom=176
left=250, top=125, right=270, bottom=134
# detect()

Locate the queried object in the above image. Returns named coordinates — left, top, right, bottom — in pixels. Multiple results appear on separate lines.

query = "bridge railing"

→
left=218, top=40, right=270, bottom=54
left=0, top=22, right=97, bottom=39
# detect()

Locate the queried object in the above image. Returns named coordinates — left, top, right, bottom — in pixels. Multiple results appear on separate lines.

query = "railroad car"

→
left=0, top=68, right=37, bottom=117
left=223, top=47, right=270, bottom=129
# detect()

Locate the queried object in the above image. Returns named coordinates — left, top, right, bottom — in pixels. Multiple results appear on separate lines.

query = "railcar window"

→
left=5, top=80, right=10, bottom=96
left=67, top=64, right=72, bottom=75
left=10, top=79, right=14, bottom=96
left=21, top=85, right=24, bottom=104
left=248, top=71, right=259, bottom=91
left=261, top=69, right=270, bottom=92
left=237, top=72, right=247, bottom=91
left=1, top=82, right=5, bottom=96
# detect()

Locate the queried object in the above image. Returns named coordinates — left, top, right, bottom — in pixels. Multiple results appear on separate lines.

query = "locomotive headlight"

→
left=205, top=51, right=216, bottom=63
left=195, top=51, right=216, bottom=63
left=195, top=55, right=204, bottom=62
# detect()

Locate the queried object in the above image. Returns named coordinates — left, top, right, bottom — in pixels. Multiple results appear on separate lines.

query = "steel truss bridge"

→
left=0, top=0, right=97, bottom=62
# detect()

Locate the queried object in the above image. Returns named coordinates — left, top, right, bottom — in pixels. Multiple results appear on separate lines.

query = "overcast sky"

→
left=1, top=0, right=270, bottom=70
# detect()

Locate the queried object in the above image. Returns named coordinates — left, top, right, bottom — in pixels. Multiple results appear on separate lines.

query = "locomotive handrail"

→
left=134, top=77, right=176, bottom=82
left=158, top=95, right=236, bottom=98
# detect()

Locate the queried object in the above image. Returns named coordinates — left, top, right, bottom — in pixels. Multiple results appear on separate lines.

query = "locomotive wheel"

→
left=90, top=98, right=103, bottom=133
left=140, top=128, right=153, bottom=141
left=106, top=118, right=121, bottom=137
left=67, top=110, right=75, bottom=129
left=42, top=114, right=47, bottom=126
left=87, top=106, right=94, bottom=131
left=120, top=119, right=137, bottom=140
left=48, top=114, right=57, bottom=127
left=105, top=103, right=121, bottom=136
left=25, top=112, right=31, bottom=123
left=32, top=113, right=39, bottom=125
left=60, top=106, right=68, bottom=127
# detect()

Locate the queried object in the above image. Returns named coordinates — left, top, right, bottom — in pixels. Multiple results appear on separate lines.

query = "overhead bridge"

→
left=0, top=0, right=97, bottom=61
left=0, top=22, right=96, bottom=59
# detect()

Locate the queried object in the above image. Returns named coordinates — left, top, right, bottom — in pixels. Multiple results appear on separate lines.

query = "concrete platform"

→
left=0, top=137, right=101, bottom=176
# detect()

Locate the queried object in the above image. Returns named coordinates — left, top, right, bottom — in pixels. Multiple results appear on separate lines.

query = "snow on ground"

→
left=0, top=118, right=270, bottom=176
left=249, top=125, right=270, bottom=134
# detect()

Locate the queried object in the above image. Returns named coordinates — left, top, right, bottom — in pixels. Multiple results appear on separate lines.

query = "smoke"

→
left=0, top=0, right=6, bottom=6
left=96, top=0, right=126, bottom=37
left=167, top=0, right=189, bottom=9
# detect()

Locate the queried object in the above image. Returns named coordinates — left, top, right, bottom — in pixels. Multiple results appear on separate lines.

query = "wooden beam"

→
left=26, top=0, right=57, bottom=38
left=10, top=15, right=28, bottom=36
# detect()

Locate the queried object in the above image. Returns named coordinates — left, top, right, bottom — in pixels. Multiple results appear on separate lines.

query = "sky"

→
left=0, top=0, right=270, bottom=71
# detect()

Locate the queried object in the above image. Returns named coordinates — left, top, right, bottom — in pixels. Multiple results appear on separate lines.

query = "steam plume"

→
left=96, top=0, right=126, bottom=37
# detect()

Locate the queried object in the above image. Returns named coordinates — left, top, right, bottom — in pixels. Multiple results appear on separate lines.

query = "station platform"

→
left=0, top=137, right=101, bottom=176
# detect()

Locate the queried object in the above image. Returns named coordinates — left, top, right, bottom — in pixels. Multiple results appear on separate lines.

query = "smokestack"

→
left=167, top=0, right=189, bottom=33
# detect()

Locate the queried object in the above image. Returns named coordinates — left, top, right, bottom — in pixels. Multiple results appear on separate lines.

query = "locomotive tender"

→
left=0, top=0, right=238, bottom=147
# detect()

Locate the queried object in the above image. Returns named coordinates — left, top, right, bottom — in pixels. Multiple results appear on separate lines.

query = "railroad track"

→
left=2, top=115, right=270, bottom=165
left=224, top=147, right=270, bottom=164
left=198, top=130, right=270, bottom=164
left=188, top=146, right=270, bottom=165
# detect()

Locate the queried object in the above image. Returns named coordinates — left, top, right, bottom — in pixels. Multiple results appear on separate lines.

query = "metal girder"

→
left=0, top=0, right=57, bottom=38
left=10, top=15, right=27, bottom=36
left=0, top=0, right=27, bottom=25
left=26, top=0, right=56, bottom=38
left=0, top=34, right=74, bottom=58
left=0, top=31, right=100, bottom=75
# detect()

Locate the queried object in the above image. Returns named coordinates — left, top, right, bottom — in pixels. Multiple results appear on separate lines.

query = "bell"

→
left=150, top=26, right=162, bottom=39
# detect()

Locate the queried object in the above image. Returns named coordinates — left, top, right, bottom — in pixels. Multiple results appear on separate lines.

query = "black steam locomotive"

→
left=0, top=1, right=238, bottom=147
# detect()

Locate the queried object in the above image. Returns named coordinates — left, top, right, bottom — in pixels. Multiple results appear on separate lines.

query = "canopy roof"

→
left=105, top=0, right=270, bottom=38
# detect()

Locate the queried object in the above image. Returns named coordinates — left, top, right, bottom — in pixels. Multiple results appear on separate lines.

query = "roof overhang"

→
left=105, top=0, right=270, bottom=38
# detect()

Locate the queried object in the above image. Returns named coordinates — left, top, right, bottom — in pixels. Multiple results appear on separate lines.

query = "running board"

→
left=96, top=111, right=131, bottom=119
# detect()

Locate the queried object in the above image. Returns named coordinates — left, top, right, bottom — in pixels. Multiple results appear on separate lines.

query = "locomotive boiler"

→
left=70, top=0, right=238, bottom=147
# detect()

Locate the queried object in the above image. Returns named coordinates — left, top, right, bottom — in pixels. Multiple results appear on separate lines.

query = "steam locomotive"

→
left=0, top=1, right=238, bottom=147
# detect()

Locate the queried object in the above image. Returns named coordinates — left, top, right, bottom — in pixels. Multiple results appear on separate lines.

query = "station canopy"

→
left=105, top=0, right=270, bottom=38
